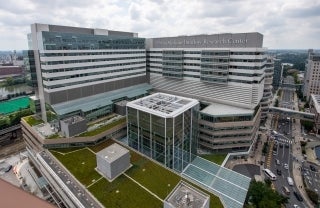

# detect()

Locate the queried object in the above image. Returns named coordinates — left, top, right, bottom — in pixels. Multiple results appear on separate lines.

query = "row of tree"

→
left=0, top=108, right=33, bottom=129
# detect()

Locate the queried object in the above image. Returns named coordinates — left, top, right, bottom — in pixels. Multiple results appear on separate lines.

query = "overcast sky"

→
left=0, top=0, right=319, bottom=50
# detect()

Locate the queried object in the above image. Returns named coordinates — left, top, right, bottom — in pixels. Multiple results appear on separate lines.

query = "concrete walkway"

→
left=291, top=91, right=314, bottom=208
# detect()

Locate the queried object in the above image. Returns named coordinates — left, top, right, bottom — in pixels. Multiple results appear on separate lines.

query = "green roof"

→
left=51, top=83, right=152, bottom=116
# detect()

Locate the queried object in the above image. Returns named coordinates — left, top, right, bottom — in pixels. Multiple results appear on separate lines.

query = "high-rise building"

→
left=26, top=23, right=150, bottom=122
left=22, top=23, right=151, bottom=208
left=272, top=58, right=282, bottom=90
left=261, top=56, right=274, bottom=120
left=303, top=49, right=320, bottom=99
left=147, top=33, right=267, bottom=152
left=21, top=24, right=260, bottom=208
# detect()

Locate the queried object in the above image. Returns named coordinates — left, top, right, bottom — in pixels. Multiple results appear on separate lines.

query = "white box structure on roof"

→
left=127, top=93, right=199, bottom=118
left=96, top=143, right=130, bottom=181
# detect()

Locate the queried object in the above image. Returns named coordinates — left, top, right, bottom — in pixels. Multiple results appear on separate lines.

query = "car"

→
left=277, top=169, right=282, bottom=175
left=310, top=165, right=317, bottom=172
left=294, top=204, right=301, bottom=208
left=285, top=143, right=289, bottom=148
left=293, top=191, right=303, bottom=201
left=284, top=163, right=289, bottom=170
left=276, top=159, right=280, bottom=165
left=4, top=165, right=12, bottom=173
left=279, top=143, right=283, bottom=148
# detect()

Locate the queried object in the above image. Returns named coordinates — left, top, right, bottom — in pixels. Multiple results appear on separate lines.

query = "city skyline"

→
left=0, top=0, right=319, bottom=50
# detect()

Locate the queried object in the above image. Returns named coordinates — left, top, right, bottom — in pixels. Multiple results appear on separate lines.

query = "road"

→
left=269, top=76, right=308, bottom=207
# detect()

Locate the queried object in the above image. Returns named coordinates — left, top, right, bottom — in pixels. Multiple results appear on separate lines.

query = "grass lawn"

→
left=51, top=148, right=101, bottom=186
left=126, top=152, right=181, bottom=199
left=46, top=133, right=60, bottom=139
left=23, top=115, right=44, bottom=126
left=200, top=153, right=227, bottom=165
left=77, top=117, right=126, bottom=137
left=51, top=140, right=223, bottom=208
left=88, top=175, right=162, bottom=208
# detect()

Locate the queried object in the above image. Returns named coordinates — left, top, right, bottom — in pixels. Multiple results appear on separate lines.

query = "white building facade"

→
left=28, top=23, right=148, bottom=121
left=147, top=33, right=267, bottom=152
left=303, top=49, right=320, bottom=99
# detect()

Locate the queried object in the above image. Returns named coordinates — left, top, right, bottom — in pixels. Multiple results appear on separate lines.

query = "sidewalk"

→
left=291, top=92, right=314, bottom=208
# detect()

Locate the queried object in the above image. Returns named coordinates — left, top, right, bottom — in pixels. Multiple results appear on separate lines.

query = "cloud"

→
left=0, top=0, right=319, bottom=50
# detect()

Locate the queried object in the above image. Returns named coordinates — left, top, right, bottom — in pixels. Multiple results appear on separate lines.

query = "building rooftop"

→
left=97, top=143, right=129, bottom=163
left=51, top=83, right=151, bottom=116
left=311, top=94, right=320, bottom=113
left=127, top=92, right=199, bottom=118
left=182, top=156, right=251, bottom=208
left=61, top=116, right=85, bottom=125
left=165, top=181, right=209, bottom=208
left=201, top=102, right=253, bottom=117
left=0, top=179, right=55, bottom=208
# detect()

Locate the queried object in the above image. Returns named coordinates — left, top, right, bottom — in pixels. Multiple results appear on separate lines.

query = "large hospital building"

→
left=147, top=33, right=268, bottom=152
left=21, top=23, right=271, bottom=207
left=24, top=24, right=271, bottom=154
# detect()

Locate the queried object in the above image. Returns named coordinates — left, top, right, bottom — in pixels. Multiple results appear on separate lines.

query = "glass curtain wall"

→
left=127, top=106, right=198, bottom=172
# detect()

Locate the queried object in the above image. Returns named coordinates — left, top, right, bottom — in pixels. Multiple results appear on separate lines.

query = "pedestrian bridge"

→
left=268, top=107, right=314, bottom=121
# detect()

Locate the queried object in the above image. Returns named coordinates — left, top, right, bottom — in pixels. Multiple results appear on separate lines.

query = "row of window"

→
left=149, top=57, right=266, bottom=63
left=199, top=138, right=251, bottom=146
left=149, top=68, right=263, bottom=78
left=150, top=63, right=267, bottom=70
left=148, top=51, right=265, bottom=55
left=200, top=113, right=253, bottom=122
left=42, top=56, right=146, bottom=65
left=42, top=61, right=146, bottom=73
left=43, top=71, right=145, bottom=89
left=199, top=131, right=252, bottom=139
left=150, top=70, right=265, bottom=84
left=43, top=66, right=145, bottom=81
left=199, top=124, right=252, bottom=131
left=40, top=51, right=145, bottom=57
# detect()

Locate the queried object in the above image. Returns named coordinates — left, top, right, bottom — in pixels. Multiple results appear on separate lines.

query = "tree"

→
left=5, top=77, right=14, bottom=86
left=306, top=188, right=318, bottom=204
left=246, top=181, right=289, bottom=208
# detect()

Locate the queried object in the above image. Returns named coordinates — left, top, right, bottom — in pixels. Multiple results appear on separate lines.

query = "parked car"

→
left=284, top=163, right=289, bottom=170
left=293, top=191, right=303, bottom=201
left=276, top=159, right=280, bottom=165
left=310, top=165, right=317, bottom=172
left=4, top=165, right=12, bottom=172
left=277, top=169, right=282, bottom=176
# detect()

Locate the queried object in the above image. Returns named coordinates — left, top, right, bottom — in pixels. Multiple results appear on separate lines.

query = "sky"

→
left=0, top=0, right=319, bottom=50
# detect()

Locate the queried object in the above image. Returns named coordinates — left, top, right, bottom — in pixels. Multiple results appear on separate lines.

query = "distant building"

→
left=310, top=94, right=320, bottom=134
left=303, top=49, right=320, bottom=99
left=272, top=58, right=282, bottom=90
left=0, top=65, right=23, bottom=80
left=127, top=93, right=199, bottom=172
left=261, top=56, right=274, bottom=120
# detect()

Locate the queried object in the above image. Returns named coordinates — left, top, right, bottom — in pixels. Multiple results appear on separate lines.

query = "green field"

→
left=0, top=96, right=29, bottom=115
left=51, top=140, right=223, bottom=208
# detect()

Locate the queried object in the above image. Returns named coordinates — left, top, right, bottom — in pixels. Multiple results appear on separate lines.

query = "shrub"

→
left=306, top=189, right=318, bottom=204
